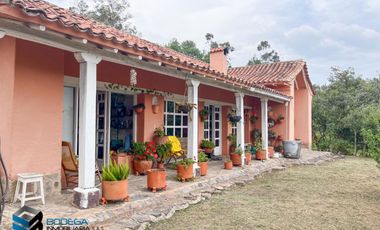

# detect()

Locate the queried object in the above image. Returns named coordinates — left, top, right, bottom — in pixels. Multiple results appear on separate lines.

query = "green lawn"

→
left=150, top=157, right=380, bottom=230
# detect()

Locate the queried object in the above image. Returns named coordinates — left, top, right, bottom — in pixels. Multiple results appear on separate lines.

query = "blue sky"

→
left=49, top=0, right=380, bottom=85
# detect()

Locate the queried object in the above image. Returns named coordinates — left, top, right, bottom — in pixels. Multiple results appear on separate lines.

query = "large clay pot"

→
left=111, top=153, right=127, bottom=165
left=102, top=179, right=129, bottom=201
left=147, top=169, right=167, bottom=192
left=268, top=146, right=275, bottom=158
left=177, top=164, right=194, bottom=182
left=230, top=153, right=242, bottom=166
left=256, top=150, right=267, bottom=160
left=203, top=148, right=213, bottom=154
left=245, top=153, right=252, bottom=165
left=134, top=160, right=153, bottom=175
left=199, top=162, right=208, bottom=176
left=224, top=161, right=233, bottom=170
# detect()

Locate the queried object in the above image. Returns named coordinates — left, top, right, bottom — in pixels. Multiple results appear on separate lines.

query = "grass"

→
left=150, top=157, right=380, bottom=230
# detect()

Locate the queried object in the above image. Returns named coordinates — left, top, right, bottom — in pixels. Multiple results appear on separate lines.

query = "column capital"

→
left=0, top=30, right=5, bottom=39
left=74, top=52, right=102, bottom=64
left=260, top=98, right=269, bottom=103
left=186, top=79, right=200, bottom=88
left=234, top=92, right=244, bottom=98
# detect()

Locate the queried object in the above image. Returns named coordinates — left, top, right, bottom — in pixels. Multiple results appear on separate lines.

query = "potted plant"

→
left=268, top=130, right=277, bottom=146
left=198, top=151, right=208, bottom=176
left=176, top=158, right=196, bottom=182
left=147, top=168, right=167, bottom=193
left=176, top=102, right=196, bottom=113
left=224, top=159, right=233, bottom=170
left=250, top=114, right=258, bottom=124
left=153, top=127, right=167, bottom=145
left=156, top=142, right=171, bottom=169
left=227, top=110, right=242, bottom=124
left=268, top=146, right=275, bottom=158
left=101, top=161, right=130, bottom=202
left=268, top=106, right=274, bottom=117
left=230, top=147, right=243, bottom=166
left=227, top=134, right=237, bottom=153
left=132, top=141, right=157, bottom=175
left=133, top=103, right=145, bottom=113
left=200, top=139, right=215, bottom=154
left=199, top=109, right=209, bottom=121
left=255, top=139, right=267, bottom=160
left=268, top=118, right=276, bottom=128
left=244, top=145, right=252, bottom=165
left=277, top=114, right=284, bottom=124
left=110, top=149, right=127, bottom=165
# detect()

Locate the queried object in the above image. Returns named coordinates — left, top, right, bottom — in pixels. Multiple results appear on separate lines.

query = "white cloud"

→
left=47, top=0, right=380, bottom=85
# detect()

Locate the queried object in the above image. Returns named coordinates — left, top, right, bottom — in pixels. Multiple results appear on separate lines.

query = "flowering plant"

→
left=132, top=141, right=158, bottom=161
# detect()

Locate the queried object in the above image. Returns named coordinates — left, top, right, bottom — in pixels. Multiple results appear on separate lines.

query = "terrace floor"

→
left=2, top=149, right=337, bottom=229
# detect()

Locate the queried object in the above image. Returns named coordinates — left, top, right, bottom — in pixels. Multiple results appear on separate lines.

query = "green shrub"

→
left=200, top=139, right=215, bottom=149
left=102, top=161, right=129, bottom=181
left=198, top=151, right=208, bottom=162
left=176, top=158, right=195, bottom=168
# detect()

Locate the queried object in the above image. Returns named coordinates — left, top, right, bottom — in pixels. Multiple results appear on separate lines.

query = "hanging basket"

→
left=229, top=115, right=242, bottom=124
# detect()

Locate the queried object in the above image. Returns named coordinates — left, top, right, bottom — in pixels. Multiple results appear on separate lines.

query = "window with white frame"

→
left=164, top=100, right=188, bottom=138
left=232, top=122, right=237, bottom=136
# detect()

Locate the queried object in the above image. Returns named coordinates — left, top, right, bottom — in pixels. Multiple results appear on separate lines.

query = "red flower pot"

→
left=177, top=164, right=194, bottom=182
left=199, top=162, right=208, bottom=176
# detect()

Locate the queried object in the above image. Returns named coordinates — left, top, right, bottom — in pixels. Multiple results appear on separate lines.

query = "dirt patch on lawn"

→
left=150, top=157, right=380, bottom=230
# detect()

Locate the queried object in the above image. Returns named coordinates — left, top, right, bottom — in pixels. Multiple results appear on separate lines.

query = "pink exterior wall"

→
left=1, top=39, right=64, bottom=179
left=210, top=50, right=228, bottom=75
left=0, top=36, right=16, bottom=175
left=294, top=73, right=313, bottom=148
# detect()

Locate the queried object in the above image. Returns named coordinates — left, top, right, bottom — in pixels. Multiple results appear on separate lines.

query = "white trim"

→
left=0, top=30, right=5, bottom=39
left=163, top=100, right=189, bottom=138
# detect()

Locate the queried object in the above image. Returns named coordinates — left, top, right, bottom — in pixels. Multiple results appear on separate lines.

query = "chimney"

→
left=210, top=47, right=228, bottom=75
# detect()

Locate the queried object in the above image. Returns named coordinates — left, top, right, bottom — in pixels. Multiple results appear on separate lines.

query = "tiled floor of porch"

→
left=2, top=149, right=338, bottom=229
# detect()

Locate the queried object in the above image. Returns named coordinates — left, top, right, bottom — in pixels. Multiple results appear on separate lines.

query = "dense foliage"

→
left=70, top=0, right=138, bottom=35
left=313, top=67, right=380, bottom=164
left=102, top=161, right=129, bottom=181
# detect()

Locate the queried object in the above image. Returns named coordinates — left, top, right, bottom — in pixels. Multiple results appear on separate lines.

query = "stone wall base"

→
left=73, top=187, right=100, bottom=209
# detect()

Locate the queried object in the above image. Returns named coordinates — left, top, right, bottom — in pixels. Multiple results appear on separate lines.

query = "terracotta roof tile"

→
left=229, top=60, right=314, bottom=94
left=4, top=0, right=293, bottom=99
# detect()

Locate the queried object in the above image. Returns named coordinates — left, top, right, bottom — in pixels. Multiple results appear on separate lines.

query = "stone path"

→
left=2, top=150, right=340, bottom=229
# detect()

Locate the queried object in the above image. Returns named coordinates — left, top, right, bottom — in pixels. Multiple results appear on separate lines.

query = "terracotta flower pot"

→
left=152, top=105, right=159, bottom=114
left=157, top=162, right=165, bottom=169
left=203, top=148, right=213, bottom=154
left=102, top=179, right=128, bottom=201
left=268, top=146, right=275, bottom=158
left=199, top=162, right=208, bottom=176
left=147, top=169, right=167, bottom=192
left=230, top=153, right=242, bottom=166
left=111, top=153, right=127, bottom=165
left=177, top=164, right=194, bottom=182
left=245, top=153, right=252, bottom=165
left=224, top=161, right=233, bottom=170
left=153, top=136, right=168, bottom=145
left=134, top=107, right=144, bottom=114
left=229, top=145, right=236, bottom=153
left=134, top=160, right=153, bottom=175
left=256, top=150, right=267, bottom=160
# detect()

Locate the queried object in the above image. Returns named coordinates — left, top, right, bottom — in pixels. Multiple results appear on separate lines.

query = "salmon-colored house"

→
left=0, top=0, right=314, bottom=208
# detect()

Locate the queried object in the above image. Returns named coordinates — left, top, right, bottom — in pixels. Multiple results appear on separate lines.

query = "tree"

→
left=247, top=41, right=280, bottom=65
left=312, top=67, right=380, bottom=162
left=70, top=0, right=138, bottom=35
left=166, top=33, right=234, bottom=63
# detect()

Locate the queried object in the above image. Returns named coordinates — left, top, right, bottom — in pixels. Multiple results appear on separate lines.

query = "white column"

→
left=186, top=79, right=200, bottom=175
left=73, top=52, right=101, bottom=208
left=285, top=102, right=289, bottom=140
left=261, top=98, right=269, bottom=159
left=235, top=93, right=245, bottom=166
